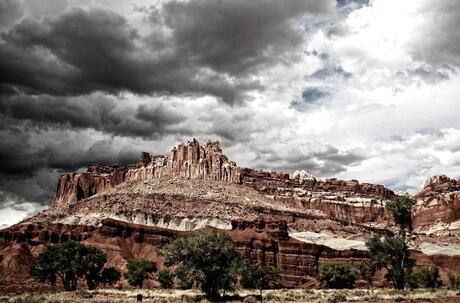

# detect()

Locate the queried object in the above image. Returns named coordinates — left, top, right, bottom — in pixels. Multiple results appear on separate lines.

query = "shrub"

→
left=241, top=264, right=278, bottom=289
left=158, top=268, right=175, bottom=289
left=318, top=263, right=356, bottom=289
left=356, top=262, right=377, bottom=290
left=243, top=296, right=258, bottom=303
left=125, top=258, right=157, bottom=288
left=98, top=267, right=121, bottom=287
left=330, top=293, right=347, bottom=303
left=411, top=266, right=442, bottom=288
left=448, top=272, right=460, bottom=289
left=241, top=263, right=278, bottom=302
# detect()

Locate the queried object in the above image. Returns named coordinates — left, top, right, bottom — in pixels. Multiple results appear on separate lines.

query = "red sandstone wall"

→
left=52, top=139, right=395, bottom=226
left=413, top=175, right=460, bottom=232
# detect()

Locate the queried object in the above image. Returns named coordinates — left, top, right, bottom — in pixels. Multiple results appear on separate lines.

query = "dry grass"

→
left=0, top=288, right=459, bottom=303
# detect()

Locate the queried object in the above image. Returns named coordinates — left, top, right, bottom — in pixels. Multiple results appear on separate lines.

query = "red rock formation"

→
left=239, top=171, right=393, bottom=225
left=52, top=139, right=394, bottom=226
left=2, top=218, right=457, bottom=291
left=413, top=175, right=460, bottom=234
left=52, top=139, right=242, bottom=208
left=0, top=218, right=371, bottom=289
left=4, top=139, right=460, bottom=293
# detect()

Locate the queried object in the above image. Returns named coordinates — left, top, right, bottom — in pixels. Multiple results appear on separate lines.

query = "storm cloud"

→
left=1, top=0, right=460, bottom=225
left=0, top=0, right=335, bottom=104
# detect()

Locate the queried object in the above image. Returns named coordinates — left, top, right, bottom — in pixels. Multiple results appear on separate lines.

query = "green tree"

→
left=161, top=231, right=243, bottom=299
left=241, top=264, right=278, bottom=302
left=98, top=267, right=121, bottom=287
left=84, top=246, right=107, bottom=290
left=366, top=235, right=415, bottom=290
left=411, top=266, right=442, bottom=289
left=30, top=241, right=109, bottom=291
left=158, top=268, right=175, bottom=289
left=318, top=263, right=356, bottom=289
left=365, top=195, right=416, bottom=290
left=386, top=196, right=415, bottom=239
left=125, top=259, right=157, bottom=288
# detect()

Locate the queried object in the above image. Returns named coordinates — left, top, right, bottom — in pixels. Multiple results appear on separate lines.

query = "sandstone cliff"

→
left=53, top=139, right=242, bottom=208
left=1, top=218, right=457, bottom=290
left=2, top=139, right=460, bottom=291
left=413, top=175, right=460, bottom=234
left=50, top=139, right=395, bottom=229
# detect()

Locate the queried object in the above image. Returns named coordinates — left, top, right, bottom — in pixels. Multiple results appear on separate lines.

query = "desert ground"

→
left=1, top=288, right=459, bottom=303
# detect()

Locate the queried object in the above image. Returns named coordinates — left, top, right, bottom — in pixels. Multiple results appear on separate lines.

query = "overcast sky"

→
left=1, top=0, right=460, bottom=226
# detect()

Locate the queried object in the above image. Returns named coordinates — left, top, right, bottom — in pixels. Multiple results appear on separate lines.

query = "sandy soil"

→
left=1, top=288, right=459, bottom=303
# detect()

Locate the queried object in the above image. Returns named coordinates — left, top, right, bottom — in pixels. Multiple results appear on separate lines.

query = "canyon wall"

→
left=52, top=139, right=242, bottom=208
left=1, top=218, right=457, bottom=290
left=51, top=139, right=460, bottom=233
left=413, top=175, right=460, bottom=234
left=52, top=139, right=394, bottom=226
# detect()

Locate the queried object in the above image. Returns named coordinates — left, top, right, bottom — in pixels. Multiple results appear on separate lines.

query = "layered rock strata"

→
left=1, top=218, right=457, bottom=290
left=53, top=139, right=241, bottom=208
left=51, top=139, right=394, bottom=227
left=413, top=175, right=460, bottom=234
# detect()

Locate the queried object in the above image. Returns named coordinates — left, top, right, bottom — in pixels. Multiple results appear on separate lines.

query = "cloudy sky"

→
left=1, top=0, right=460, bottom=226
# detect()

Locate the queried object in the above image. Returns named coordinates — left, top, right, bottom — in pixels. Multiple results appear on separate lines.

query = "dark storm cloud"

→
left=163, top=0, right=333, bottom=76
left=0, top=171, right=57, bottom=207
left=0, top=103, right=187, bottom=206
left=410, top=2, right=460, bottom=69
left=40, top=138, right=140, bottom=171
left=0, top=123, right=42, bottom=175
left=0, top=1, right=335, bottom=104
left=0, top=0, right=339, bottom=215
left=0, top=0, right=24, bottom=27
left=0, top=93, right=189, bottom=139
left=198, top=110, right=259, bottom=143
left=0, top=121, right=148, bottom=205
left=1, top=8, right=148, bottom=95
left=252, top=145, right=367, bottom=176
left=0, top=7, right=244, bottom=103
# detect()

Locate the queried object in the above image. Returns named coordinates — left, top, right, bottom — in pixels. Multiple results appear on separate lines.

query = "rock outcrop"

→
left=1, top=218, right=457, bottom=290
left=51, top=139, right=395, bottom=227
left=413, top=175, right=460, bottom=234
left=52, top=139, right=241, bottom=208
left=2, top=139, right=460, bottom=291
left=291, top=170, right=316, bottom=183
left=47, top=141, right=460, bottom=235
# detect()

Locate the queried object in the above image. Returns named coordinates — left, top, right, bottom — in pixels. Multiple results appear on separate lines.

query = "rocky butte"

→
left=1, top=139, right=460, bottom=289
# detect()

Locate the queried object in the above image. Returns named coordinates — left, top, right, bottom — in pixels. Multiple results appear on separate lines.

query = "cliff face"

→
left=52, top=139, right=241, bottom=208
left=1, top=218, right=457, bottom=290
left=51, top=139, right=394, bottom=227
left=239, top=170, right=393, bottom=225
left=1, top=218, right=338, bottom=289
left=3, top=139, right=460, bottom=291
left=49, top=140, right=460, bottom=234
left=413, top=175, right=460, bottom=234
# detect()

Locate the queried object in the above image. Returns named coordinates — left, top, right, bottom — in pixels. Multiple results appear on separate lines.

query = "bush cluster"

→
left=318, top=263, right=356, bottom=289
left=448, top=272, right=460, bottom=289
left=409, top=266, right=442, bottom=289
